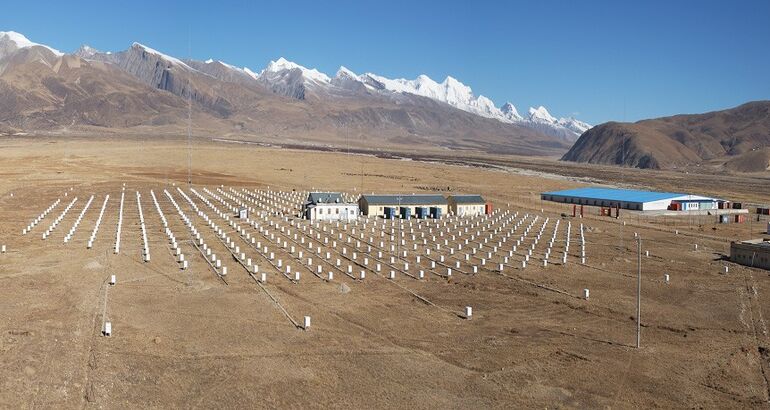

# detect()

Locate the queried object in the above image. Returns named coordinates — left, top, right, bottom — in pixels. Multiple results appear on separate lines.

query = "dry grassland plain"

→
left=1, top=136, right=769, bottom=408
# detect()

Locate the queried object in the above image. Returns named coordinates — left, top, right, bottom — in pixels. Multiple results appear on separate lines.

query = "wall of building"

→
left=308, top=204, right=358, bottom=221
left=541, top=194, right=646, bottom=211
left=730, top=242, right=770, bottom=270
left=359, top=199, right=448, bottom=218
left=676, top=201, right=718, bottom=211
left=640, top=199, right=675, bottom=211
left=452, top=203, right=485, bottom=216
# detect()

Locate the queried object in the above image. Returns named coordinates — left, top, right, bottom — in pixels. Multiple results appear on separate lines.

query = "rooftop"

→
left=449, top=194, right=486, bottom=204
left=306, top=192, right=345, bottom=204
left=541, top=187, right=718, bottom=203
left=740, top=238, right=770, bottom=248
left=361, top=194, right=447, bottom=206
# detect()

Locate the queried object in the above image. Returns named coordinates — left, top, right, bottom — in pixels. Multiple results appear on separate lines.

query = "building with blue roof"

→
left=540, top=187, right=723, bottom=211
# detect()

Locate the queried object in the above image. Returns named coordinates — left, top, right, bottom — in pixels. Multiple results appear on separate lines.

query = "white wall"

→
left=456, top=204, right=485, bottom=216
left=640, top=199, right=674, bottom=211
left=309, top=204, right=358, bottom=221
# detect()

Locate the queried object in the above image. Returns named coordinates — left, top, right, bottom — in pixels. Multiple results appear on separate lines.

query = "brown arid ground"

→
left=1, top=136, right=770, bottom=408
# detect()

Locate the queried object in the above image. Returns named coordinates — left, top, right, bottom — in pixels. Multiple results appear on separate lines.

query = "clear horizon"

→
left=2, top=0, right=769, bottom=125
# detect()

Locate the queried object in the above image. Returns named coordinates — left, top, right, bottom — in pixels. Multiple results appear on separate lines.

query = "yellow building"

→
left=358, top=194, right=448, bottom=219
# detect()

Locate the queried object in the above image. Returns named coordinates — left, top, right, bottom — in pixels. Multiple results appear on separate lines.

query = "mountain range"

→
left=0, top=30, right=589, bottom=156
left=562, top=101, right=770, bottom=172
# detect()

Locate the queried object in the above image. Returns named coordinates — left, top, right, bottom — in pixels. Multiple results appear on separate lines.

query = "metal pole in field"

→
left=396, top=196, right=402, bottom=263
left=636, top=236, right=642, bottom=349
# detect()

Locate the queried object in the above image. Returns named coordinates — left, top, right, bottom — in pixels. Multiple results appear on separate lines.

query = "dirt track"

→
left=1, top=137, right=769, bottom=408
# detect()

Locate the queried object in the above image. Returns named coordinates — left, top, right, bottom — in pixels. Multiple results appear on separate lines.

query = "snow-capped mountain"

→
left=248, top=58, right=590, bottom=140
left=325, top=66, right=590, bottom=140
left=261, top=57, right=330, bottom=84
left=0, top=31, right=63, bottom=58
left=253, top=57, right=332, bottom=100
left=71, top=38, right=591, bottom=140
left=249, top=58, right=590, bottom=140
left=74, top=44, right=100, bottom=59
left=501, top=102, right=523, bottom=121
left=0, top=30, right=591, bottom=145
left=558, top=117, right=592, bottom=135
left=528, top=106, right=590, bottom=135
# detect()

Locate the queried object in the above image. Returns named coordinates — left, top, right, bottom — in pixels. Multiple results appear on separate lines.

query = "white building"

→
left=303, top=192, right=358, bottom=221
left=448, top=194, right=487, bottom=216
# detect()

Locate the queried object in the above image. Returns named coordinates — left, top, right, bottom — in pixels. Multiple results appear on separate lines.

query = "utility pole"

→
left=636, top=236, right=642, bottom=349
left=187, top=27, right=192, bottom=187
left=396, top=196, right=403, bottom=263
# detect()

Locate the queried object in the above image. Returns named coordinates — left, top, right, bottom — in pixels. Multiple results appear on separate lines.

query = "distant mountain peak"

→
left=75, top=44, right=99, bottom=58
left=501, top=102, right=522, bottom=121
left=528, top=106, right=557, bottom=123
left=263, top=57, right=330, bottom=84
left=336, top=65, right=357, bottom=78
left=131, top=42, right=191, bottom=69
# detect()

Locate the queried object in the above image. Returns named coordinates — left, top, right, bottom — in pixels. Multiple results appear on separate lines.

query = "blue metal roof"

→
left=541, top=187, right=687, bottom=203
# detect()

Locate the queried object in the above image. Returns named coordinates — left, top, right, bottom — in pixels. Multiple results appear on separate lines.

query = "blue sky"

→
left=3, top=0, right=769, bottom=125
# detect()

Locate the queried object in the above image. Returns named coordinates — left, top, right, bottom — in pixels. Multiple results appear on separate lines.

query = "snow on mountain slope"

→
left=75, top=45, right=99, bottom=59
left=254, top=57, right=334, bottom=100
left=243, top=67, right=259, bottom=80
left=0, top=31, right=63, bottom=56
left=357, top=72, right=501, bottom=120
left=132, top=42, right=193, bottom=70
left=501, top=102, right=523, bottom=121
left=528, top=106, right=558, bottom=123
left=558, top=117, right=591, bottom=135
left=260, top=57, right=330, bottom=84
left=333, top=67, right=590, bottom=140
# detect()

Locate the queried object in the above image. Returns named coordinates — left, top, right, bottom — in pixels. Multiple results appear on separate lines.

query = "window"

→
left=336, top=208, right=339, bottom=214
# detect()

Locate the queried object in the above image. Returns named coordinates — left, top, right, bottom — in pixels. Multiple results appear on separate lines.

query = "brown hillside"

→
left=561, top=101, right=770, bottom=171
